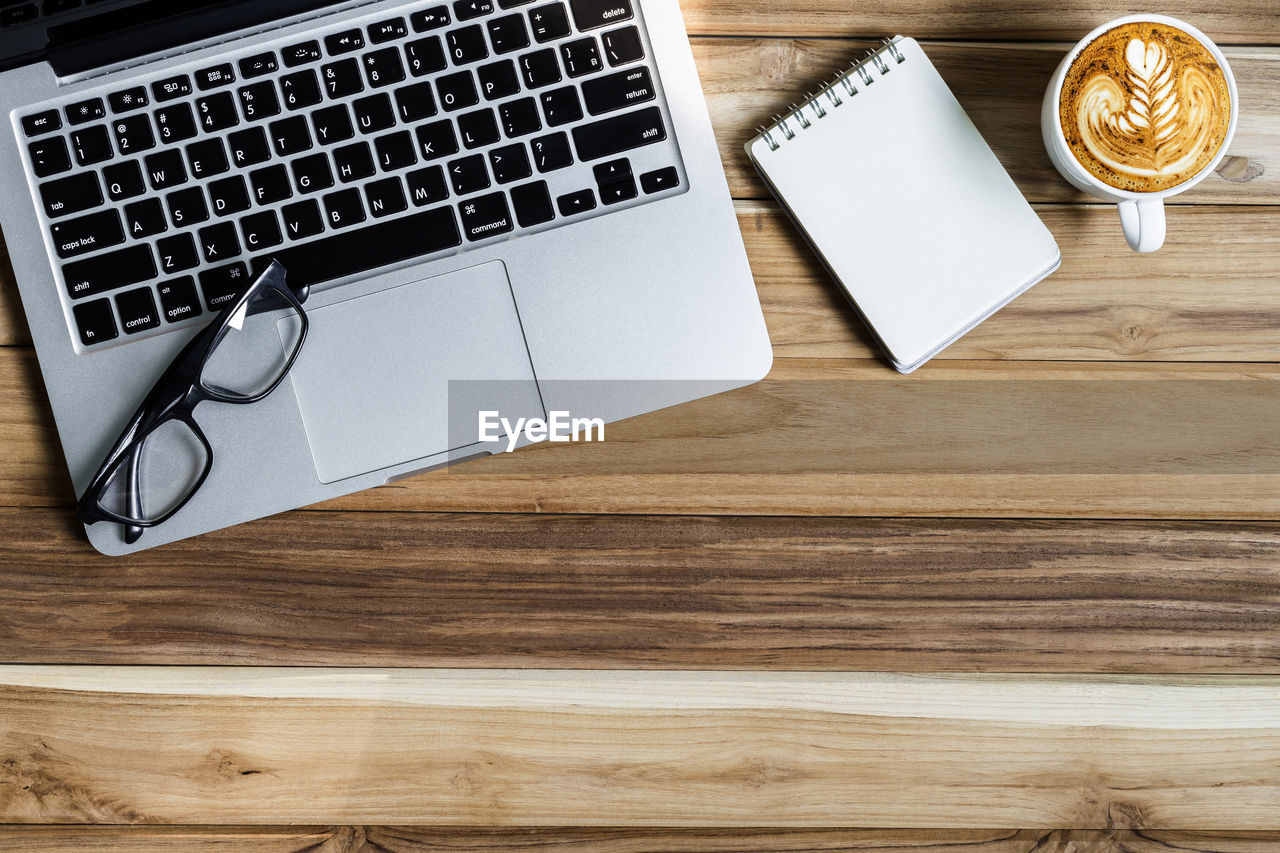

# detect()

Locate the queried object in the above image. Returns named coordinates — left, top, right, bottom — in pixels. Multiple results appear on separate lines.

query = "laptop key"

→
left=197, top=92, right=239, bottom=132
left=539, top=85, right=581, bottom=126
left=281, top=199, right=325, bottom=240
left=281, top=70, right=323, bottom=110
left=568, top=0, right=632, bottom=31
left=238, top=81, right=281, bottom=121
left=323, top=188, right=366, bottom=228
left=531, top=131, right=573, bottom=171
left=572, top=104, right=664, bottom=160
left=365, top=177, right=408, bottom=218
left=66, top=98, right=105, bottom=126
left=354, top=93, right=396, bottom=133
left=239, top=52, right=279, bottom=79
left=228, top=126, right=271, bottom=166
left=459, top=191, right=511, bottom=240
left=112, top=113, right=155, bottom=155
left=601, top=25, right=643, bottom=65
left=556, top=187, right=595, bottom=215
left=251, top=164, right=293, bottom=205
left=144, top=149, right=186, bottom=190
left=71, top=126, right=112, bottom=166
left=447, top=25, right=488, bottom=65
left=158, top=277, right=202, bottom=323
left=363, top=47, right=406, bottom=87
left=375, top=131, right=418, bottom=171
left=123, top=198, right=167, bottom=239
left=115, top=287, right=161, bottom=335
left=416, top=119, right=458, bottom=160
left=208, top=175, right=251, bottom=216
left=489, top=143, right=531, bottom=184
left=292, top=153, right=335, bottom=193
left=488, top=14, right=530, bottom=53
left=323, top=58, right=364, bottom=99
left=528, top=3, right=570, bottom=42
left=478, top=59, right=520, bottom=100
left=156, top=233, right=199, bottom=274
left=582, top=66, right=654, bottom=115
left=448, top=153, right=489, bottom=194
left=394, top=81, right=437, bottom=122
left=200, top=262, right=250, bottom=311
left=63, top=244, right=155, bottom=299
left=28, top=137, right=71, bottom=177
left=269, top=116, right=313, bottom=157
left=519, top=48, right=561, bottom=88
left=311, top=104, right=354, bottom=145
left=369, top=17, right=409, bottom=44
left=510, top=180, right=554, bottom=226
left=334, top=142, right=375, bottom=183
left=458, top=108, right=500, bottom=148
left=155, top=103, right=198, bottom=143
left=560, top=37, right=601, bottom=78
left=407, top=165, right=449, bottom=206
left=283, top=40, right=323, bottom=67
left=51, top=209, right=124, bottom=259
left=39, top=171, right=102, bottom=218
left=499, top=97, right=541, bottom=137
left=196, top=64, right=237, bottom=91
left=198, top=222, right=240, bottom=264
left=73, top=298, right=118, bottom=346
left=325, top=29, right=366, bottom=56
left=166, top=186, right=209, bottom=227
left=411, top=6, right=451, bottom=31
left=453, top=0, right=494, bottom=22
left=240, top=210, right=283, bottom=251
left=640, top=165, right=678, bottom=193
left=405, top=36, right=447, bottom=76
left=23, top=109, right=62, bottom=137
left=186, top=138, right=230, bottom=178
left=104, top=160, right=146, bottom=201
left=437, top=70, right=479, bottom=111
left=153, top=75, right=193, bottom=103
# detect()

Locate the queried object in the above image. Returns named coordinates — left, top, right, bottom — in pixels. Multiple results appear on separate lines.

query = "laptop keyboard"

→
left=16, top=0, right=685, bottom=349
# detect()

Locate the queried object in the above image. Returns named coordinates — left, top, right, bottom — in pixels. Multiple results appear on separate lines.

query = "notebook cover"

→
left=746, top=37, right=1060, bottom=373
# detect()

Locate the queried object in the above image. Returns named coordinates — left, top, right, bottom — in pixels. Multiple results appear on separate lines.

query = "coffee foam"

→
left=1059, top=21, right=1231, bottom=193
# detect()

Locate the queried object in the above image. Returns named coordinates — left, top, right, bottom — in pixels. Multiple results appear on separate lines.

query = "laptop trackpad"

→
left=284, top=260, right=543, bottom=484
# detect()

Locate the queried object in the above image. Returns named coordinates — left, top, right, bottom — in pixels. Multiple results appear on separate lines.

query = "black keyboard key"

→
left=51, top=209, right=123, bottom=258
left=446, top=24, right=488, bottom=65
left=478, top=59, right=520, bottom=100
left=28, top=137, right=70, bottom=177
left=153, top=75, right=193, bottom=102
left=375, top=130, right=418, bottom=171
left=394, top=82, right=437, bottom=122
left=156, top=233, right=199, bottom=274
left=281, top=199, right=324, bottom=240
left=499, top=0, right=536, bottom=8
left=64, top=244, right=155, bottom=299
left=104, top=160, right=146, bottom=201
left=560, top=37, right=601, bottom=77
left=197, top=92, right=239, bottom=132
left=598, top=173, right=636, bottom=204
left=108, top=87, right=150, bottom=114
left=227, top=126, right=271, bottom=167
left=488, top=142, right=531, bottom=183
left=325, top=29, right=365, bottom=56
left=582, top=65, right=653, bottom=115
left=115, top=287, right=160, bottom=335
left=333, top=141, right=375, bottom=183
left=283, top=40, right=323, bottom=67
left=158, top=277, right=202, bottom=323
left=531, top=131, right=573, bottom=171
left=407, top=165, right=449, bottom=206
left=448, top=153, right=489, bottom=195
left=528, top=3, right=570, bottom=42
left=71, top=125, right=112, bottom=166
left=200, top=262, right=250, bottom=312
left=453, top=0, right=494, bottom=21
left=601, top=25, right=643, bottom=65
left=540, top=85, right=581, bottom=126
left=322, top=58, right=364, bottom=99
left=166, top=186, right=209, bottom=227
left=251, top=164, right=293, bottom=205
left=458, top=108, right=500, bottom=148
left=323, top=188, right=365, bottom=228
left=311, top=105, right=354, bottom=145
left=569, top=0, right=631, bottom=30
left=208, top=175, right=251, bottom=217
left=266, top=206, right=461, bottom=285
left=66, top=98, right=105, bottom=126
left=2, top=3, right=38, bottom=25
left=154, top=103, right=198, bottom=143
left=186, top=138, right=229, bottom=179
left=405, top=36, right=447, bottom=76
left=369, top=17, right=409, bottom=43
left=572, top=105, right=664, bottom=160
left=144, top=149, right=187, bottom=190
left=556, top=187, right=595, bottom=216
left=111, top=113, right=155, bottom=155
left=291, top=153, right=334, bottom=193
left=458, top=190, right=511, bottom=240
left=198, top=221, right=240, bottom=264
left=238, top=81, right=281, bottom=122
left=519, top=48, right=561, bottom=88
left=281, top=70, right=323, bottom=111
left=123, top=198, right=167, bottom=238
left=22, top=109, right=61, bottom=137
left=196, top=63, right=236, bottom=91
left=365, top=177, right=408, bottom=218
left=416, top=119, right=458, bottom=160
left=411, top=5, right=451, bottom=31
left=499, top=97, right=541, bottom=137
left=240, top=210, right=283, bottom=251
left=437, top=70, right=479, bottom=111
left=593, top=157, right=629, bottom=183
left=239, top=52, right=279, bottom=79
left=487, top=14, right=530, bottom=53
left=73, top=298, right=117, bottom=346
left=354, top=92, right=396, bottom=134
left=510, top=179, right=554, bottom=226
left=269, top=116, right=313, bottom=157
left=640, top=165, right=678, bottom=193
left=39, top=171, right=101, bottom=218
left=364, top=47, right=406, bottom=88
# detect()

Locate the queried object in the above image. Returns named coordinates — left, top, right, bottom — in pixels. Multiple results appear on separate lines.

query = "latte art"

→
left=1060, top=21, right=1232, bottom=192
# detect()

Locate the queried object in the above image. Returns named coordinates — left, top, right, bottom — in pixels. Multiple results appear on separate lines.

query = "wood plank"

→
left=697, top=41, right=1280, bottom=204
left=2, top=668, right=1279, bottom=827
left=1, top=509, right=1277, bottom=671
left=2, top=827, right=1279, bottom=852
left=678, top=1, right=1280, bottom=43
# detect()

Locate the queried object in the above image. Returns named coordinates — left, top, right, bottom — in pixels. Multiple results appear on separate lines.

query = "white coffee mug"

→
left=1041, top=14, right=1239, bottom=253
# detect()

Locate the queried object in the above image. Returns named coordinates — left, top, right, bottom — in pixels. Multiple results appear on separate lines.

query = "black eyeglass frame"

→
left=75, top=260, right=310, bottom=540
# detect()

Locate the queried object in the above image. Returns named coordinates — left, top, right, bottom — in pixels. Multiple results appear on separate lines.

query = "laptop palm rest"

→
left=282, top=260, right=544, bottom=485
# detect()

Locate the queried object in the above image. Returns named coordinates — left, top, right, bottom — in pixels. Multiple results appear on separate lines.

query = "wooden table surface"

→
left=2, top=0, right=1279, bottom=850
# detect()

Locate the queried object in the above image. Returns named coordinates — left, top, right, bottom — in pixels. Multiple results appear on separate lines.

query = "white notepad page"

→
left=747, top=37, right=1060, bottom=372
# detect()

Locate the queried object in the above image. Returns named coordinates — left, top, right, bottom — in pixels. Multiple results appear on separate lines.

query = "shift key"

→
left=50, top=210, right=124, bottom=259
left=572, top=105, right=665, bottom=161
left=62, top=245, right=157, bottom=300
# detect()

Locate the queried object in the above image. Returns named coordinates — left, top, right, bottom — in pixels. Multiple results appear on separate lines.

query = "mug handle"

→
left=1117, top=197, right=1166, bottom=253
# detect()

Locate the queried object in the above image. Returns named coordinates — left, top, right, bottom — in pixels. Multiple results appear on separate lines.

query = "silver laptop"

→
left=0, top=0, right=771, bottom=555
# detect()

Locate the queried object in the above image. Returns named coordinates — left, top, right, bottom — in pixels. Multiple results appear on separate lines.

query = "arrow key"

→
left=556, top=188, right=595, bottom=217
left=598, top=175, right=636, bottom=205
left=640, top=165, right=678, bottom=194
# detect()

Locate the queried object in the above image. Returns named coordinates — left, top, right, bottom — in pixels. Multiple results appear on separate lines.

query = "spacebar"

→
left=260, top=206, right=462, bottom=287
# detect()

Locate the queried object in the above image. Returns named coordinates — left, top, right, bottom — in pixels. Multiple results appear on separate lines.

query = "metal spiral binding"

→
left=757, top=37, right=907, bottom=152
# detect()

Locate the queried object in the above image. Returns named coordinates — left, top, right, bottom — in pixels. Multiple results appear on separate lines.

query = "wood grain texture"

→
left=2, top=668, right=1279, bottom=827
left=697, top=41, right=1280, bottom=204
left=3, top=508, right=1278, bottom=670
left=3, top=827, right=1280, bottom=852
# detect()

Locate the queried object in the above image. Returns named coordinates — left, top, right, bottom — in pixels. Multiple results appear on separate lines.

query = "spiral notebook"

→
left=747, top=37, right=1061, bottom=373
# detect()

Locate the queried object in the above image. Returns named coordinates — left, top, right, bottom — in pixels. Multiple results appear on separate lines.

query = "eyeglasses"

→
left=76, top=261, right=310, bottom=545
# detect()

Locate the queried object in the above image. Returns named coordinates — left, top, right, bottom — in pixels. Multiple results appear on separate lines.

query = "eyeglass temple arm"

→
left=124, top=452, right=144, bottom=545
